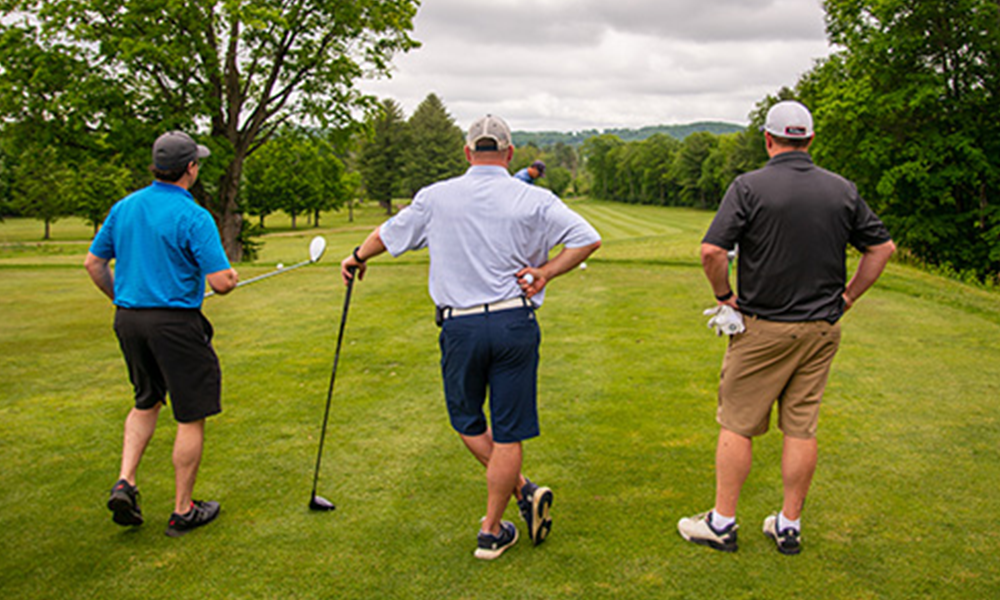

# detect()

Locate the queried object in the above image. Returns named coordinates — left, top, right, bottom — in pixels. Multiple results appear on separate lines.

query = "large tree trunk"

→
left=193, top=156, right=245, bottom=263
left=217, top=163, right=245, bottom=263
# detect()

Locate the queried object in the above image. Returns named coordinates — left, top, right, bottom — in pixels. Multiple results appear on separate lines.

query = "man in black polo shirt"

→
left=677, top=100, right=895, bottom=555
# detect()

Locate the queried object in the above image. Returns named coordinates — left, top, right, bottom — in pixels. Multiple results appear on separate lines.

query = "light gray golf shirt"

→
left=379, top=165, right=600, bottom=309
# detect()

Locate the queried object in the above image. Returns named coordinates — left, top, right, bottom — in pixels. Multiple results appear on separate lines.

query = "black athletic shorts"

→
left=113, top=308, right=222, bottom=423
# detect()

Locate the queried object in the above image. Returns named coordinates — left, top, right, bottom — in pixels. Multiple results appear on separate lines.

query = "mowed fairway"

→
left=1, top=200, right=998, bottom=599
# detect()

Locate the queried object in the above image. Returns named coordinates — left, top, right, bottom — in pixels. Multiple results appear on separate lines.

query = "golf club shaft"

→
left=204, top=259, right=311, bottom=298
left=310, top=271, right=356, bottom=499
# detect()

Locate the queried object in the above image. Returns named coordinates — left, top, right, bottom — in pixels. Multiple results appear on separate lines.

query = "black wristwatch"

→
left=352, top=246, right=366, bottom=264
left=715, top=290, right=734, bottom=302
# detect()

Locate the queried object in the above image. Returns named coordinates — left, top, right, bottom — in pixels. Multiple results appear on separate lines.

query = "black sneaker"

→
left=517, top=480, right=553, bottom=546
left=107, top=479, right=143, bottom=526
left=763, top=514, right=801, bottom=555
left=165, top=500, right=220, bottom=537
left=474, top=520, right=519, bottom=560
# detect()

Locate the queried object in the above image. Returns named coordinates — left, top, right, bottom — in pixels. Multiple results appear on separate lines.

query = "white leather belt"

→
left=443, top=297, right=530, bottom=319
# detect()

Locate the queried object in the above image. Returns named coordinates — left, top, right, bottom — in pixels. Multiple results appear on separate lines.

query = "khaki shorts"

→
left=717, top=316, right=841, bottom=439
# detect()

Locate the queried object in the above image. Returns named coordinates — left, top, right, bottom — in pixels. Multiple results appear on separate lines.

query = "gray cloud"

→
left=360, top=0, right=833, bottom=131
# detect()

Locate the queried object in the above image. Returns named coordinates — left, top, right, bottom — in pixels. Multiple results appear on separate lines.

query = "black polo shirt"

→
left=703, top=151, right=892, bottom=323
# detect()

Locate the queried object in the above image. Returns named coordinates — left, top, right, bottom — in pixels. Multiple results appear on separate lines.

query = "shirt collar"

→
left=151, top=180, right=195, bottom=198
left=767, top=151, right=814, bottom=167
left=466, top=165, right=512, bottom=177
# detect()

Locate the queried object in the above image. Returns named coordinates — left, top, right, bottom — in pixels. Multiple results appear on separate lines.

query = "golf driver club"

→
left=205, top=235, right=327, bottom=298
left=309, top=267, right=356, bottom=511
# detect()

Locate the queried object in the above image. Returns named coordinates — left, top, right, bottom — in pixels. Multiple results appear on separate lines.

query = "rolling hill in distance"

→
left=511, top=121, right=745, bottom=147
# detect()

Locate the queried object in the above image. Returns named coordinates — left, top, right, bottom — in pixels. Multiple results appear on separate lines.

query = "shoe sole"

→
left=678, top=518, right=738, bottom=552
left=529, top=487, right=553, bottom=545
left=108, top=494, right=143, bottom=527
left=764, top=530, right=801, bottom=555
left=680, top=532, right=738, bottom=553
left=473, top=527, right=519, bottom=560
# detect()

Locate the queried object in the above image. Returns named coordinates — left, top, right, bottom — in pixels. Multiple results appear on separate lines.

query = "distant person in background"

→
left=677, top=100, right=895, bottom=555
left=85, top=131, right=238, bottom=538
left=514, top=160, right=546, bottom=185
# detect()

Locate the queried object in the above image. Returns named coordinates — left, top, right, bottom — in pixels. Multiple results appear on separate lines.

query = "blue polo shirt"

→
left=379, top=165, right=600, bottom=309
left=513, top=168, right=535, bottom=184
left=89, top=181, right=231, bottom=309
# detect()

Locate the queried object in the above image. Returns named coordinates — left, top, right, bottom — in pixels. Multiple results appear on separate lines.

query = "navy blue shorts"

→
left=439, top=307, right=540, bottom=443
left=113, top=308, right=222, bottom=423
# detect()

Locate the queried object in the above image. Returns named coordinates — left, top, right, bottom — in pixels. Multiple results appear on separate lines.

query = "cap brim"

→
left=196, top=144, right=211, bottom=159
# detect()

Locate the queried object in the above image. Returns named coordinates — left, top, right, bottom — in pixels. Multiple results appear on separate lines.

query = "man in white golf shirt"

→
left=341, top=114, right=601, bottom=560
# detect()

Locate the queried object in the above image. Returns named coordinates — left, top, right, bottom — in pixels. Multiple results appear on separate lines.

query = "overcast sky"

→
left=359, top=0, right=835, bottom=132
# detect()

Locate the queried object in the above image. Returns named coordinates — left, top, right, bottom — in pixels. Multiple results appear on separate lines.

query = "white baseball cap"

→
left=763, top=100, right=814, bottom=139
left=466, top=114, right=512, bottom=151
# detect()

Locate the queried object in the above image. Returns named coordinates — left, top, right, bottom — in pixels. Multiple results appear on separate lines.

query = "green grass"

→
left=1, top=200, right=998, bottom=599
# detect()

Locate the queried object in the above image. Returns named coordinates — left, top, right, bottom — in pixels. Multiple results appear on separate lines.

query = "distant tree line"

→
left=512, top=122, right=744, bottom=148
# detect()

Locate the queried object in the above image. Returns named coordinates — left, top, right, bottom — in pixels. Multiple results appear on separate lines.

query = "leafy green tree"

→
left=669, top=132, right=718, bottom=208
left=402, top=94, right=466, bottom=196
left=10, top=146, right=73, bottom=239
left=635, top=134, right=681, bottom=205
left=581, top=134, right=625, bottom=200
left=73, top=159, right=132, bottom=236
left=358, top=99, right=409, bottom=214
left=0, top=0, right=419, bottom=261
left=243, top=128, right=347, bottom=230
left=798, top=0, right=1000, bottom=278
left=0, top=144, right=11, bottom=219
left=311, top=135, right=351, bottom=228
left=546, top=166, right=573, bottom=197
left=550, top=142, right=579, bottom=177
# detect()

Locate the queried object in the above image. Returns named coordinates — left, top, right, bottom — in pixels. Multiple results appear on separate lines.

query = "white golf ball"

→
left=524, top=273, right=535, bottom=285
left=579, top=262, right=587, bottom=270
left=276, top=263, right=284, bottom=270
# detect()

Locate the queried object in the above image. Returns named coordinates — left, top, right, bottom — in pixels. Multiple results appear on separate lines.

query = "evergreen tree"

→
left=402, top=94, right=466, bottom=196
left=358, top=99, right=409, bottom=215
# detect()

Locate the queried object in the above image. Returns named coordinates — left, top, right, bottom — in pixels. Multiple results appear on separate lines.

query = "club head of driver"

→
left=309, top=495, right=336, bottom=512
left=309, top=236, right=327, bottom=263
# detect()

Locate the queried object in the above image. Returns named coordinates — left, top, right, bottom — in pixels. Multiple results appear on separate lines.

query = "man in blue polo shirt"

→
left=514, top=160, right=546, bottom=185
left=340, top=115, right=601, bottom=560
left=85, top=131, right=238, bottom=537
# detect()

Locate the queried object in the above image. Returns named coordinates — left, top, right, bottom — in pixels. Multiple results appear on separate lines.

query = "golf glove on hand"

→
left=704, top=305, right=745, bottom=336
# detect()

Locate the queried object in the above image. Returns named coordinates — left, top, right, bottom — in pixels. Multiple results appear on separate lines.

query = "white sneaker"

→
left=762, top=514, right=801, bottom=555
left=677, top=511, right=738, bottom=552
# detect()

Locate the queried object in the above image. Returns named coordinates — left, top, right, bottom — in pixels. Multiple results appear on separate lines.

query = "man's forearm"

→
left=700, top=243, right=732, bottom=299
left=538, top=241, right=601, bottom=282
left=84, top=252, right=115, bottom=300
left=845, top=240, right=896, bottom=305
